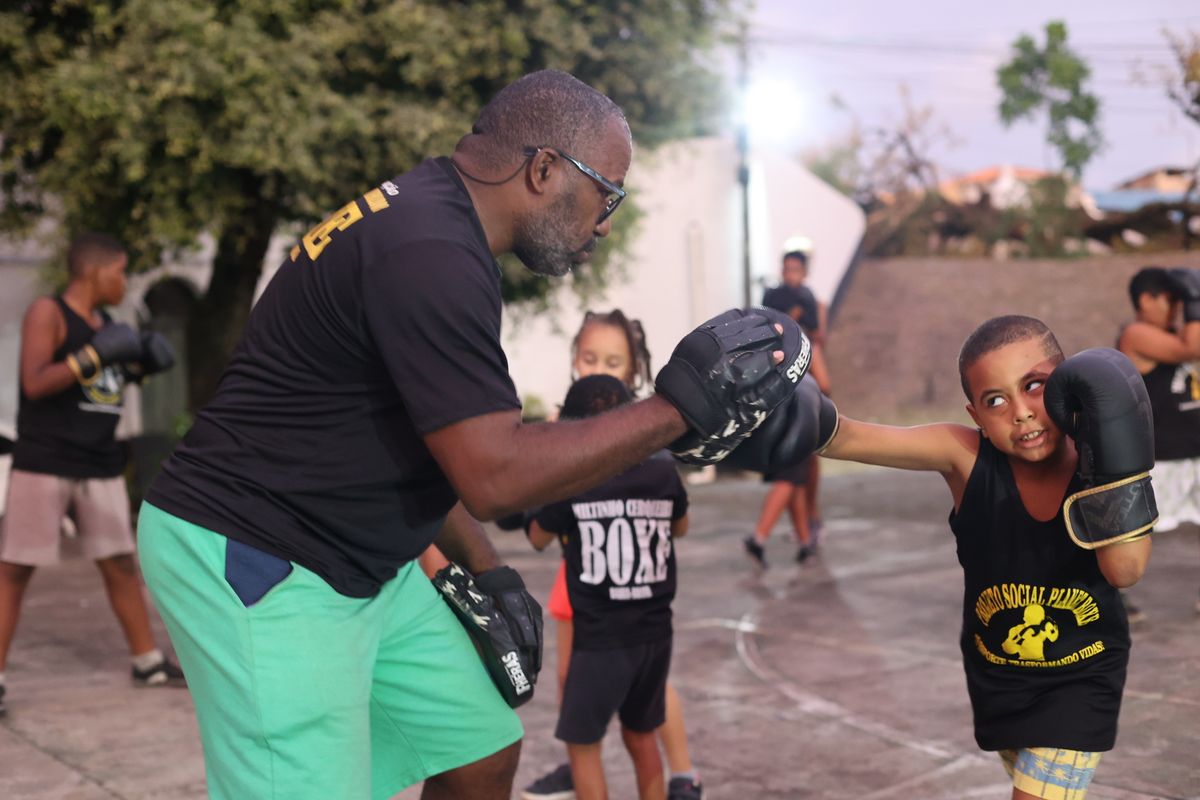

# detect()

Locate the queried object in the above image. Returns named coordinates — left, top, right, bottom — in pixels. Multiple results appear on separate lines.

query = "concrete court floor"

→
left=1, top=466, right=1197, bottom=800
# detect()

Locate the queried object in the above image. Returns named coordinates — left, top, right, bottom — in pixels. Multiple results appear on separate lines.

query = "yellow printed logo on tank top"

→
left=972, top=582, right=1107, bottom=668
left=78, top=364, right=125, bottom=412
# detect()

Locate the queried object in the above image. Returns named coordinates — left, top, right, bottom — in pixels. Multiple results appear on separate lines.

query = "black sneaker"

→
left=795, top=545, right=813, bottom=563
left=743, top=536, right=767, bottom=569
left=0, top=683, right=6, bottom=717
left=521, top=763, right=575, bottom=800
left=132, top=658, right=187, bottom=688
left=668, top=776, right=705, bottom=800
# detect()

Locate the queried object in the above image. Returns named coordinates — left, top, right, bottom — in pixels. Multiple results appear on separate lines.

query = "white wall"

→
left=502, top=135, right=865, bottom=412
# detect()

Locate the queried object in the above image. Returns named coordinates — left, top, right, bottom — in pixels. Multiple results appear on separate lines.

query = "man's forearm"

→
left=495, top=395, right=686, bottom=513
left=433, top=502, right=503, bottom=574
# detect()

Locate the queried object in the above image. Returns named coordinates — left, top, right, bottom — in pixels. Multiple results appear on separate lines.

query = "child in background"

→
left=529, top=375, right=689, bottom=800
left=523, top=310, right=702, bottom=800
left=744, top=244, right=832, bottom=568
left=1117, top=266, right=1200, bottom=614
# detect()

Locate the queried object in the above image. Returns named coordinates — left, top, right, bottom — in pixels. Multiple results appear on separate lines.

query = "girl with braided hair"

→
left=522, top=310, right=703, bottom=800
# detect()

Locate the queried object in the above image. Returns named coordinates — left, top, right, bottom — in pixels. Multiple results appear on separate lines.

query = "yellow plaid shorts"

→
left=998, top=747, right=1102, bottom=800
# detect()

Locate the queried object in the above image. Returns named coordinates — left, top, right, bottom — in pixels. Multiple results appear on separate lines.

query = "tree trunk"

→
left=186, top=186, right=280, bottom=411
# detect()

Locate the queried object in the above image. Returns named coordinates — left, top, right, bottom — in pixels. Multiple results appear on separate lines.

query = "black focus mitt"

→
left=431, top=563, right=543, bottom=707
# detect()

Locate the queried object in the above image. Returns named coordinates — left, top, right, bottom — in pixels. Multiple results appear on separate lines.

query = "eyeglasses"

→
left=523, top=146, right=627, bottom=224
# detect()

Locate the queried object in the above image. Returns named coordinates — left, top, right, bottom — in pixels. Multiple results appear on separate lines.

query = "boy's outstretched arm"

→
left=824, top=418, right=979, bottom=476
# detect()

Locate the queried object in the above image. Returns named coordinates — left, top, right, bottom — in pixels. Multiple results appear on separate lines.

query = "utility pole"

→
left=736, top=19, right=752, bottom=308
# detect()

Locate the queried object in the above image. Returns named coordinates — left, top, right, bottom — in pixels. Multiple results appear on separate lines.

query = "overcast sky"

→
left=729, top=0, right=1200, bottom=190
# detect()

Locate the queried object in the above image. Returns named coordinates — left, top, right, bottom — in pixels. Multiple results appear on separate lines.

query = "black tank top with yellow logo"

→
left=949, top=435, right=1128, bottom=752
left=12, top=297, right=126, bottom=478
left=1141, top=361, right=1200, bottom=461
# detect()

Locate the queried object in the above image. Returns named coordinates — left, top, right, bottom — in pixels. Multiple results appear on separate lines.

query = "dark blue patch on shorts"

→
left=225, top=539, right=293, bottom=607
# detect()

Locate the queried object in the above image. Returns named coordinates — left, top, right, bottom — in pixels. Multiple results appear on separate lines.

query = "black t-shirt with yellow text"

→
left=148, top=158, right=521, bottom=597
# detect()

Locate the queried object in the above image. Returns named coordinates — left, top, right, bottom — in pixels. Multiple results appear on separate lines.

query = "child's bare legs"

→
left=1012, top=790, right=1040, bottom=800
left=753, top=482, right=796, bottom=542
left=556, top=618, right=573, bottom=704
left=0, top=561, right=35, bottom=670
left=622, top=725, right=666, bottom=800
left=656, top=681, right=692, bottom=774
left=568, top=741, right=608, bottom=800
left=786, top=485, right=811, bottom=547
left=806, top=457, right=823, bottom=541
left=95, top=554, right=157, bottom=656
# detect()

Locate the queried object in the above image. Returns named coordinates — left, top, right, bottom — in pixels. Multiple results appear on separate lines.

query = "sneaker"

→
left=795, top=545, right=813, bottom=563
left=521, top=763, right=575, bottom=800
left=1121, top=593, right=1146, bottom=625
left=132, top=658, right=187, bottom=687
left=668, top=776, right=705, bottom=800
left=743, top=536, right=767, bottom=569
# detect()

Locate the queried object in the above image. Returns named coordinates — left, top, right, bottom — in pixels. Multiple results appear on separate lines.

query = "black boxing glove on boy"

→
left=431, top=563, right=543, bottom=708
left=1044, top=348, right=1158, bottom=549
left=657, top=307, right=811, bottom=465
left=725, top=374, right=839, bottom=473
left=66, top=322, right=142, bottom=383
left=1169, top=267, right=1200, bottom=323
left=124, top=331, right=177, bottom=382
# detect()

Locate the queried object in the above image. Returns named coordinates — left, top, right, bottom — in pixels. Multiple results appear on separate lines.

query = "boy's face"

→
left=1137, top=290, right=1178, bottom=329
left=964, top=336, right=1063, bottom=463
left=87, top=253, right=129, bottom=306
left=781, top=255, right=807, bottom=288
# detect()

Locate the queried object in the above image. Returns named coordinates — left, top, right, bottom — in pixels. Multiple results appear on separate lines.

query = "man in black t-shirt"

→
left=529, top=375, right=689, bottom=800
left=136, top=70, right=809, bottom=800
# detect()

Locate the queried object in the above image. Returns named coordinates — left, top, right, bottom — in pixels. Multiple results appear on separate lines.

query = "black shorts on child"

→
left=555, top=636, right=672, bottom=744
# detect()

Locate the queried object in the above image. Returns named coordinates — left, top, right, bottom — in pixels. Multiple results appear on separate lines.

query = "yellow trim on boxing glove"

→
left=1062, top=471, right=1158, bottom=550
left=65, top=346, right=101, bottom=385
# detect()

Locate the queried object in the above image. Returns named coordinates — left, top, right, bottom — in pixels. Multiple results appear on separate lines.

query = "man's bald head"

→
left=464, top=70, right=630, bottom=166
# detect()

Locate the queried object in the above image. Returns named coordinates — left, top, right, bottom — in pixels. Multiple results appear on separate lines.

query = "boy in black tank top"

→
left=0, top=233, right=182, bottom=717
left=804, top=315, right=1153, bottom=799
left=1118, top=266, right=1200, bottom=614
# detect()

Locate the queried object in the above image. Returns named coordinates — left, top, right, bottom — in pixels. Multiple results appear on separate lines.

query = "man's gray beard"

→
left=512, top=193, right=582, bottom=278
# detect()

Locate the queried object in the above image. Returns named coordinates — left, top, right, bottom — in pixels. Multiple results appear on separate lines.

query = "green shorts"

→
left=137, top=502, right=523, bottom=800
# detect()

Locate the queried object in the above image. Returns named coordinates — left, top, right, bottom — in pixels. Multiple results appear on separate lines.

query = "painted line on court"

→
left=733, top=609, right=1194, bottom=800
left=733, top=608, right=959, bottom=760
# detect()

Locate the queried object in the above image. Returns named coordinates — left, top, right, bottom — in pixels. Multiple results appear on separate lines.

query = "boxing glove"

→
left=725, top=374, right=838, bottom=473
left=66, top=322, right=142, bottom=383
left=1169, top=267, right=1200, bottom=323
left=1043, top=348, right=1158, bottom=548
left=657, top=307, right=811, bottom=465
left=431, top=563, right=543, bottom=708
left=124, top=331, right=176, bottom=381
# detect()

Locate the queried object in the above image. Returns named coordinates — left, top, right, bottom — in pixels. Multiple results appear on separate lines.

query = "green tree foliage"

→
left=0, top=0, right=733, bottom=408
left=997, top=20, right=1103, bottom=179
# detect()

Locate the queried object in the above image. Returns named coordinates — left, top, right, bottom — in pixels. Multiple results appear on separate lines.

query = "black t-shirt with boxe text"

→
left=536, top=452, right=688, bottom=650
left=147, top=158, right=521, bottom=598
